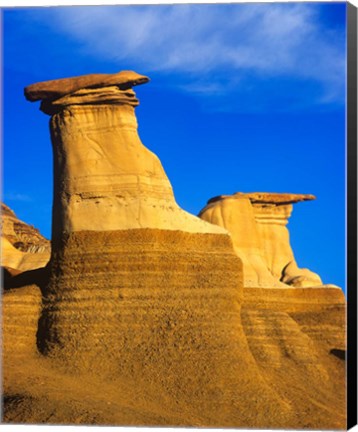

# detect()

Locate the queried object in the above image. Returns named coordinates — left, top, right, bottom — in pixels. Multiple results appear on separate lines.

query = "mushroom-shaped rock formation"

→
left=2, top=71, right=347, bottom=429
left=199, top=192, right=324, bottom=288
left=16, top=71, right=295, bottom=427
left=25, top=71, right=225, bottom=240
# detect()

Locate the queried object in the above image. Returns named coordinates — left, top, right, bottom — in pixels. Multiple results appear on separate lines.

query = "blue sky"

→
left=2, top=3, right=347, bottom=290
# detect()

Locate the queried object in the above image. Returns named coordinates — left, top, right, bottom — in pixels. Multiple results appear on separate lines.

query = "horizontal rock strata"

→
left=240, top=286, right=346, bottom=429
left=24, top=70, right=149, bottom=102
left=20, top=71, right=292, bottom=426
left=2, top=285, right=42, bottom=360
left=1, top=203, right=50, bottom=253
left=1, top=70, right=346, bottom=429
left=37, top=228, right=298, bottom=427
left=29, top=73, right=225, bottom=243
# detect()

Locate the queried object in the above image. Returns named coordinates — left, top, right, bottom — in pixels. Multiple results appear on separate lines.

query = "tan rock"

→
left=241, top=285, right=346, bottom=429
left=199, top=192, right=324, bottom=288
left=249, top=194, right=323, bottom=287
left=1, top=203, right=50, bottom=272
left=199, top=195, right=283, bottom=287
left=2, top=71, right=346, bottom=430
left=2, top=285, right=42, bottom=360
left=231, top=192, right=316, bottom=204
left=25, top=76, right=225, bottom=242
left=19, top=71, right=295, bottom=426
left=1, top=238, right=49, bottom=273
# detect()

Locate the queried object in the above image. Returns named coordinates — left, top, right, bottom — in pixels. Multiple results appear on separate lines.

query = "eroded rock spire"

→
left=25, top=71, right=225, bottom=248
left=23, top=71, right=292, bottom=425
left=199, top=192, right=324, bottom=288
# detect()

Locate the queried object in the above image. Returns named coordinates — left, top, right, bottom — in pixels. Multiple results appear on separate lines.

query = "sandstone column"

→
left=199, top=194, right=284, bottom=287
left=24, top=72, right=289, bottom=426
left=247, top=192, right=323, bottom=287
left=199, top=192, right=323, bottom=288
left=25, top=72, right=224, bottom=246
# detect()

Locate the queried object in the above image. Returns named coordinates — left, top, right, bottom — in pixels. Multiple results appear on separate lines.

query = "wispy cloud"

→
left=3, top=192, right=32, bottom=203
left=23, top=3, right=346, bottom=108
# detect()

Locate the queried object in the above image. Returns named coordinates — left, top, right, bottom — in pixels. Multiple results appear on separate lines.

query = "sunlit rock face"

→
left=199, top=192, right=324, bottom=288
left=1, top=202, right=50, bottom=272
left=25, top=71, right=225, bottom=243
left=1, top=71, right=345, bottom=429
left=1, top=203, right=47, bottom=364
left=20, top=71, right=298, bottom=426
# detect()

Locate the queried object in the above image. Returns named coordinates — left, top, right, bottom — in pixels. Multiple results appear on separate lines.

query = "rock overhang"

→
left=207, top=192, right=316, bottom=206
left=24, top=70, right=150, bottom=102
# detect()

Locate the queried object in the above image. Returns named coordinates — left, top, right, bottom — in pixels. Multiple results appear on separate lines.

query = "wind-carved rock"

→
left=1, top=202, right=50, bottom=272
left=26, top=71, right=224, bottom=242
left=199, top=192, right=324, bottom=288
left=24, top=71, right=290, bottom=426
left=1, top=203, right=47, bottom=364
left=248, top=193, right=323, bottom=288
left=1, top=71, right=346, bottom=429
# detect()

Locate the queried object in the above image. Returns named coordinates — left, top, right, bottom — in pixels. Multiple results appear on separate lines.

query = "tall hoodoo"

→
left=25, top=71, right=224, bottom=248
left=24, top=71, right=288, bottom=426
left=199, top=192, right=323, bottom=288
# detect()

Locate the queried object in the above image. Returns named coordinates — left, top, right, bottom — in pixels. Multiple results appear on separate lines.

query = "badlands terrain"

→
left=1, top=71, right=346, bottom=428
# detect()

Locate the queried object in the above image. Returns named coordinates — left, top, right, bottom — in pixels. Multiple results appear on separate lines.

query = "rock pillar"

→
left=24, top=72, right=287, bottom=425
left=198, top=195, right=282, bottom=287
left=199, top=192, right=323, bottom=288
left=248, top=193, right=323, bottom=287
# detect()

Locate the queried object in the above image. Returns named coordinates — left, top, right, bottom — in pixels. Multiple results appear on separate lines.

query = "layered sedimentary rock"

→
left=2, top=285, right=42, bottom=360
left=199, top=192, right=324, bottom=288
left=1, top=204, right=48, bottom=363
left=247, top=193, right=323, bottom=287
left=25, top=71, right=224, bottom=243
left=16, top=71, right=295, bottom=427
left=241, top=285, right=346, bottom=429
left=2, top=71, right=346, bottom=429
left=199, top=192, right=346, bottom=427
left=1, top=203, right=50, bottom=272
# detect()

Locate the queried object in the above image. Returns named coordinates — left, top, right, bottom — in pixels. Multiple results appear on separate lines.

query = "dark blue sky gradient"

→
left=2, top=3, right=347, bottom=291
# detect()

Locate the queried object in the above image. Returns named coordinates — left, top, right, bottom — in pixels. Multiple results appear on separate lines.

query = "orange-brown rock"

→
left=199, top=192, right=325, bottom=288
left=210, top=192, right=316, bottom=205
left=241, top=285, right=346, bottom=428
left=7, top=71, right=293, bottom=427
left=2, top=285, right=42, bottom=360
left=24, top=70, right=149, bottom=102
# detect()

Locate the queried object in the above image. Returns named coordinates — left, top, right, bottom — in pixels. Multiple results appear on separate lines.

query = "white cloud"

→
left=26, top=3, right=346, bottom=105
left=4, top=192, right=32, bottom=202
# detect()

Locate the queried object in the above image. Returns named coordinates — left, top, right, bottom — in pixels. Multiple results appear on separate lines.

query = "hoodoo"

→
left=2, top=71, right=345, bottom=429
left=199, top=192, right=324, bottom=288
left=25, top=71, right=225, bottom=240
left=22, top=71, right=290, bottom=427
